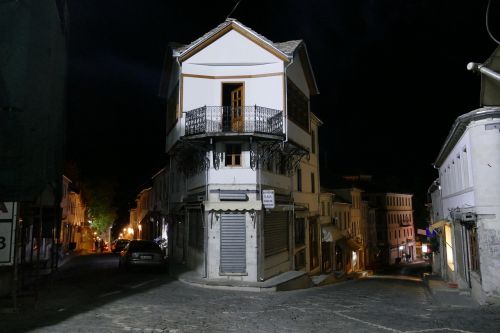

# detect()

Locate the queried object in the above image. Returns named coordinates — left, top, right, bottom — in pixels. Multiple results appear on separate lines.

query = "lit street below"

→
left=1, top=254, right=499, bottom=332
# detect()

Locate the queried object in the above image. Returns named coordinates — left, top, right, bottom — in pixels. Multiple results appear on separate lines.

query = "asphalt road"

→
left=1, top=253, right=499, bottom=333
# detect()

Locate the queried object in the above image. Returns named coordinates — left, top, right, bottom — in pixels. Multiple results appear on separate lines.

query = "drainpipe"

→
left=283, top=56, right=294, bottom=143
left=467, top=62, right=500, bottom=82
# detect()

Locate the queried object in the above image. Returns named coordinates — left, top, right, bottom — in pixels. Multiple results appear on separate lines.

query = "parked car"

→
left=111, top=239, right=130, bottom=253
left=118, top=240, right=167, bottom=270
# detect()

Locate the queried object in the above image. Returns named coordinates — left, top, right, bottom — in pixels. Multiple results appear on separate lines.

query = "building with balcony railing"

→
left=160, top=18, right=321, bottom=283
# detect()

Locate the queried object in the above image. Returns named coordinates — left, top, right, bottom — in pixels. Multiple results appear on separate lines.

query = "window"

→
left=311, top=130, right=316, bottom=154
left=287, top=78, right=309, bottom=130
left=462, top=147, right=469, bottom=188
left=469, top=227, right=480, bottom=273
left=294, top=218, right=305, bottom=246
left=311, top=172, right=315, bottom=193
left=309, top=220, right=319, bottom=269
left=296, top=168, right=302, bottom=191
left=225, top=144, right=241, bottom=166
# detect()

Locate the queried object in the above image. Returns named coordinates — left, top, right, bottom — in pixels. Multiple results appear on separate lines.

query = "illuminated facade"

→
left=365, top=193, right=416, bottom=265
left=160, top=19, right=321, bottom=282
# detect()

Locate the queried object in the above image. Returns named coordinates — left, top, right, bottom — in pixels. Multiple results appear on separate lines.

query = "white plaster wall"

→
left=210, top=167, right=256, bottom=185
left=186, top=30, right=282, bottom=66
left=182, top=77, right=220, bottom=110
left=439, top=129, right=475, bottom=216
left=183, top=62, right=283, bottom=77
left=469, top=119, right=500, bottom=212
left=470, top=119, right=500, bottom=303
left=182, top=76, right=284, bottom=111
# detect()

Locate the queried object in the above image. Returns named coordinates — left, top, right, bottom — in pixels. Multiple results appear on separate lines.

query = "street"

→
left=1, top=253, right=500, bottom=333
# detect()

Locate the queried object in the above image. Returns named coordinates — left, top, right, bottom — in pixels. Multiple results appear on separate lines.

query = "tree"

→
left=83, top=181, right=118, bottom=235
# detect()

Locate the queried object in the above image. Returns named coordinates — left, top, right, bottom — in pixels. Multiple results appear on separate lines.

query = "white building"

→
left=161, top=19, right=320, bottom=282
left=430, top=107, right=500, bottom=304
left=429, top=47, right=500, bottom=305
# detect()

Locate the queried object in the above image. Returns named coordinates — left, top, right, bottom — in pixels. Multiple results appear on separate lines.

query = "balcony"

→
left=185, top=106, right=284, bottom=138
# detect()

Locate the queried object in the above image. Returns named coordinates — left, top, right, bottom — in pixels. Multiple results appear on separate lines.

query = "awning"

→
left=337, top=237, right=363, bottom=251
left=429, top=219, right=449, bottom=232
left=204, top=201, right=262, bottom=211
left=322, top=225, right=343, bottom=242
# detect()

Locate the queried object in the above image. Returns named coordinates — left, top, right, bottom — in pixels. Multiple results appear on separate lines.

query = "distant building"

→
left=61, top=176, right=89, bottom=252
left=364, top=193, right=416, bottom=265
left=330, top=188, right=365, bottom=273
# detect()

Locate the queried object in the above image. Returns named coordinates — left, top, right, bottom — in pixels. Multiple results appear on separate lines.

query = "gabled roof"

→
left=170, top=18, right=319, bottom=95
left=173, top=18, right=290, bottom=62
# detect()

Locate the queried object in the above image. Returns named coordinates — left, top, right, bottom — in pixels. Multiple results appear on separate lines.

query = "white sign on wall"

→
left=0, top=202, right=17, bottom=266
left=262, top=190, right=275, bottom=209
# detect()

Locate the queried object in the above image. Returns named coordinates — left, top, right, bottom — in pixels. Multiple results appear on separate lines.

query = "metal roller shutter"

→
left=264, top=211, right=289, bottom=257
left=220, top=213, right=246, bottom=273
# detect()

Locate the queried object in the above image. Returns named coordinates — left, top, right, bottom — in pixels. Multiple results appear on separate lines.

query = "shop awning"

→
left=322, top=225, right=343, bottom=242
left=429, top=219, right=449, bottom=231
left=204, top=201, right=262, bottom=211
left=337, top=237, right=363, bottom=250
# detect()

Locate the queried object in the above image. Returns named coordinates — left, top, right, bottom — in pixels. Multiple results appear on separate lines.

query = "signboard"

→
left=417, top=228, right=427, bottom=236
left=0, top=202, right=17, bottom=266
left=262, top=190, right=275, bottom=209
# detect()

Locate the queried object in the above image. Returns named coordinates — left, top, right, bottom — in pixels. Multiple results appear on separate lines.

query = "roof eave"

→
left=178, top=20, right=290, bottom=64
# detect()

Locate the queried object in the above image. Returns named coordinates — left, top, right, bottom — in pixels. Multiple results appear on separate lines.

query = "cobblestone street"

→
left=1, top=254, right=500, bottom=332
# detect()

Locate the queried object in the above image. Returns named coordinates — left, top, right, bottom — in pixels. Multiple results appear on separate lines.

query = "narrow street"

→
left=1, top=254, right=499, bottom=333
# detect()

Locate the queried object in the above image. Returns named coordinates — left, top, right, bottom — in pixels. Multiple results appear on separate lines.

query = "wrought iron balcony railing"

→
left=185, top=106, right=284, bottom=137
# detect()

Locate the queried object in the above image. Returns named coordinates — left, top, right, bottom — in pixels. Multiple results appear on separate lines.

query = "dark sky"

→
left=65, top=0, right=498, bottom=216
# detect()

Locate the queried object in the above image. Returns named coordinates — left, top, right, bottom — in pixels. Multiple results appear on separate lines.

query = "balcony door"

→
left=222, top=83, right=244, bottom=132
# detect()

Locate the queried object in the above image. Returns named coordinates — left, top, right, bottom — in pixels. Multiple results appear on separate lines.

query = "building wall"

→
left=164, top=24, right=320, bottom=282
left=435, top=113, right=500, bottom=304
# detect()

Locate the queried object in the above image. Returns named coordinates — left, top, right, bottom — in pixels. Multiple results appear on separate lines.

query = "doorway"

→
left=222, top=83, right=244, bottom=132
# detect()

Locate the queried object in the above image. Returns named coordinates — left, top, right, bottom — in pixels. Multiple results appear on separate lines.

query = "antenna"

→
left=226, top=0, right=243, bottom=20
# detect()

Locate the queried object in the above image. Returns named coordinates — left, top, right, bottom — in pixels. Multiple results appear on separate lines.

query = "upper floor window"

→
left=287, top=79, right=309, bottom=130
left=311, top=172, right=315, bottom=193
left=296, top=168, right=302, bottom=191
left=225, top=144, right=241, bottom=166
left=311, top=130, right=316, bottom=154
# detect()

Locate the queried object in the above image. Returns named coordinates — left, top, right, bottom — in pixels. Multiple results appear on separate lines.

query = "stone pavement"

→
left=423, top=274, right=478, bottom=308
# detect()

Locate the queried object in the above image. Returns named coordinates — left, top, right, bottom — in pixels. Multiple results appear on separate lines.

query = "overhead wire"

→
left=486, top=0, right=500, bottom=44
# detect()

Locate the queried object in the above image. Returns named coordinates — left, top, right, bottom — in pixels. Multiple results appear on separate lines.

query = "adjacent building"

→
left=429, top=46, right=500, bottom=304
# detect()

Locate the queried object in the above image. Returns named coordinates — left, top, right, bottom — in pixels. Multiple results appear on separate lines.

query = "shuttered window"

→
left=220, top=213, right=246, bottom=273
left=264, top=211, right=289, bottom=257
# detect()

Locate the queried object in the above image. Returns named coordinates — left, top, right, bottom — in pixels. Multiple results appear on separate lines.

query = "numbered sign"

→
left=0, top=202, right=17, bottom=266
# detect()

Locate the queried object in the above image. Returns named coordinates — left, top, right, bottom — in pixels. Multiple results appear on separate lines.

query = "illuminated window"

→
left=445, top=224, right=455, bottom=271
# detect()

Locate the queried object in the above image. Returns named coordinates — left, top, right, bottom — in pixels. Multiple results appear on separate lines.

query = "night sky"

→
left=65, top=0, right=498, bottom=218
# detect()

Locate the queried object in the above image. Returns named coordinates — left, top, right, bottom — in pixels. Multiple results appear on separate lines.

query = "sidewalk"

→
left=423, top=274, right=478, bottom=308
left=171, top=263, right=313, bottom=292
left=311, top=269, right=372, bottom=287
